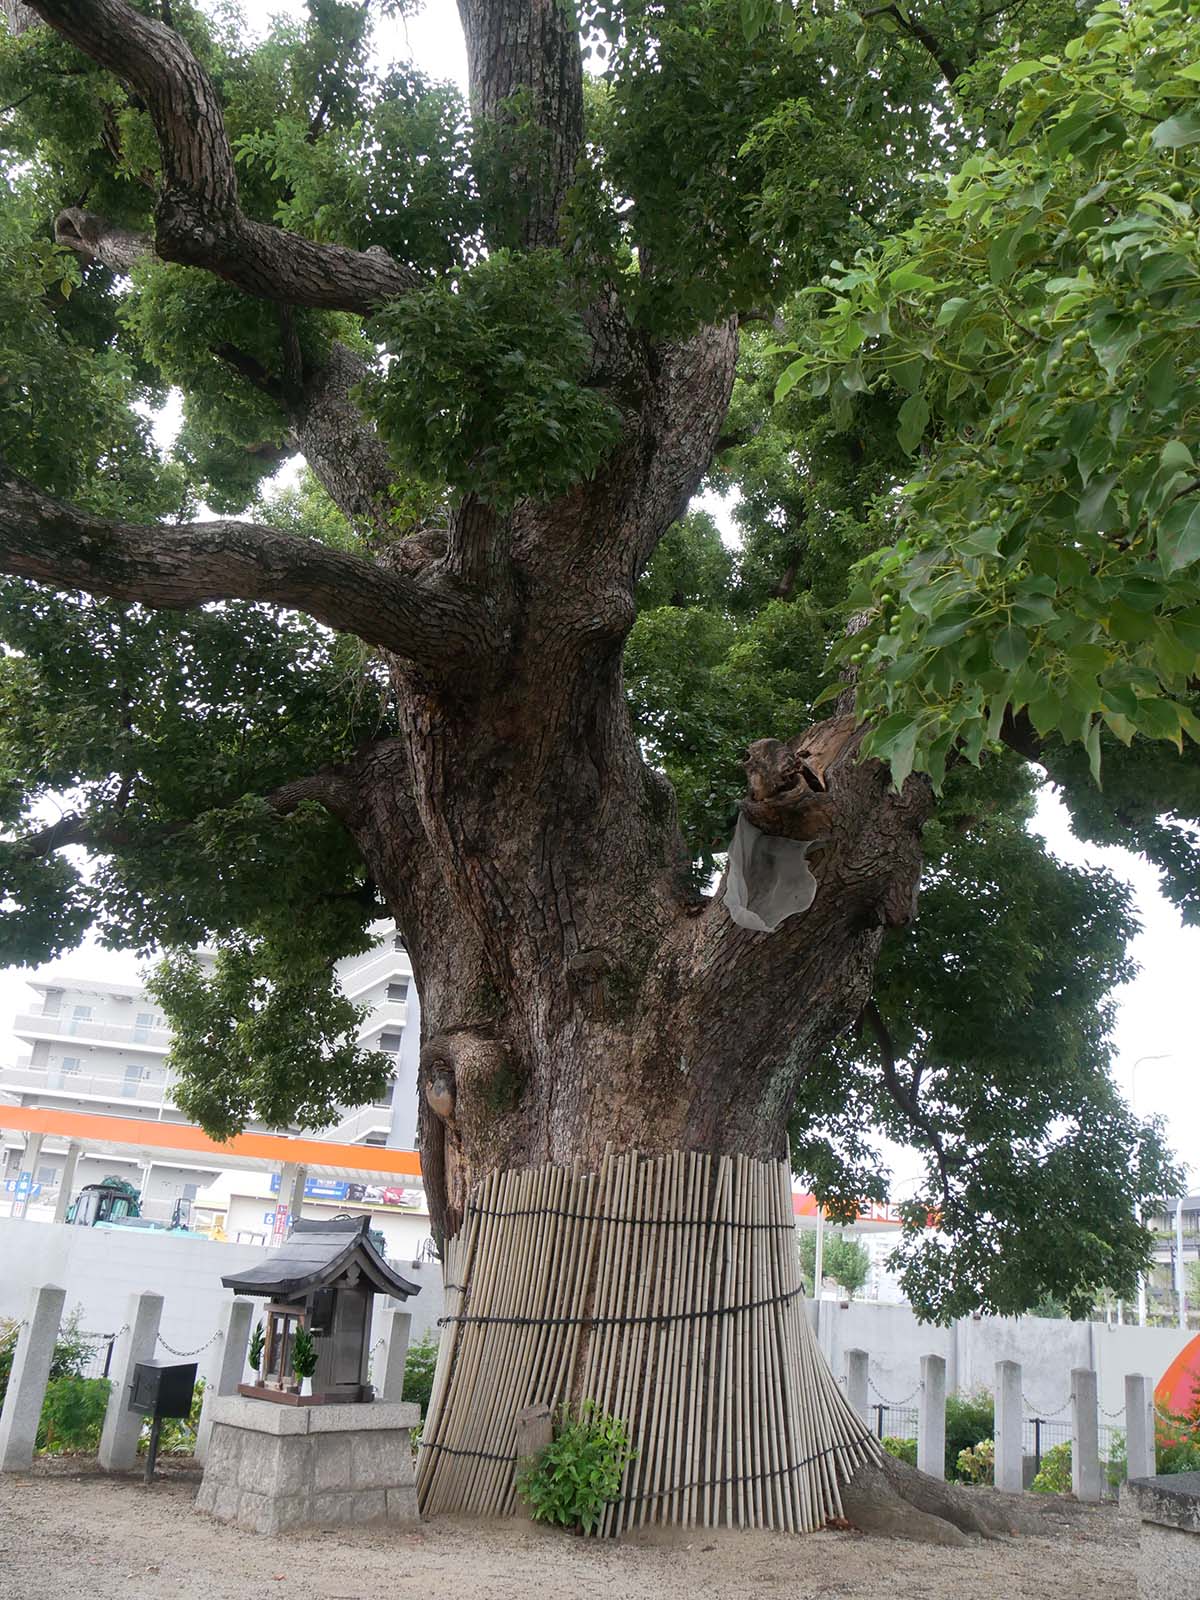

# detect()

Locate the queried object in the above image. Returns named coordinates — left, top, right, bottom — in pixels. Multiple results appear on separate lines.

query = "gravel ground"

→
left=0, top=1460, right=1137, bottom=1600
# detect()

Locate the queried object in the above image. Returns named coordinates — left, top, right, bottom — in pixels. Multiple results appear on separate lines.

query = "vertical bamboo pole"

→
left=680, top=1152, right=708, bottom=1527
left=604, top=1153, right=651, bottom=1538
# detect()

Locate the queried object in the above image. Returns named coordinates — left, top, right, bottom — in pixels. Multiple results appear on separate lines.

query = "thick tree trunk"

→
left=344, top=683, right=931, bottom=1244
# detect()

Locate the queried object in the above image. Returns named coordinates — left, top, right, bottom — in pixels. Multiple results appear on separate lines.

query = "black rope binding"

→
left=416, top=1436, right=878, bottom=1498
left=470, top=1203, right=796, bottom=1232
left=438, top=1284, right=805, bottom=1331
left=418, top=1440, right=518, bottom=1465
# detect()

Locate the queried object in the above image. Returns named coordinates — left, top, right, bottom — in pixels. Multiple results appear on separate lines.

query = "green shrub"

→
left=956, top=1438, right=995, bottom=1485
left=0, top=1307, right=97, bottom=1411
left=1029, top=1435, right=1127, bottom=1493
left=515, top=1402, right=637, bottom=1534
left=402, top=1334, right=439, bottom=1418
left=1105, top=1430, right=1126, bottom=1489
left=36, top=1377, right=110, bottom=1454
left=1031, top=1440, right=1072, bottom=1494
left=944, top=1391, right=994, bottom=1482
left=881, top=1435, right=917, bottom=1466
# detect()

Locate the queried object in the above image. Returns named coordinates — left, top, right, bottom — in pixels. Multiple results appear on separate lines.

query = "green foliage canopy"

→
left=0, top=0, right=1190, bottom=1323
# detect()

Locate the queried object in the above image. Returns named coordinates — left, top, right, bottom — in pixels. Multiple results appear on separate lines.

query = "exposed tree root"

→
left=841, top=1452, right=1054, bottom=1544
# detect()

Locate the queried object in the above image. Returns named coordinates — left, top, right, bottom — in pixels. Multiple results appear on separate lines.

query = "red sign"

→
left=270, top=1203, right=290, bottom=1245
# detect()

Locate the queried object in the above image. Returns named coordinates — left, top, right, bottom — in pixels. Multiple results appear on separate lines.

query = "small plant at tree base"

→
left=881, top=1436, right=917, bottom=1467
left=955, top=1438, right=995, bottom=1485
left=515, top=1402, right=637, bottom=1534
left=291, top=1325, right=318, bottom=1382
left=248, top=1320, right=265, bottom=1374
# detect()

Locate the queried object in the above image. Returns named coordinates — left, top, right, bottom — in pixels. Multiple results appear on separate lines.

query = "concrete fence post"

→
left=0, top=1284, right=67, bottom=1471
left=380, top=1310, right=413, bottom=1403
left=98, top=1290, right=163, bottom=1472
left=51, top=1143, right=81, bottom=1225
left=1071, top=1367, right=1102, bottom=1503
left=194, top=1298, right=253, bottom=1466
left=917, top=1354, right=946, bottom=1479
left=1124, top=1373, right=1155, bottom=1483
left=846, top=1348, right=869, bottom=1426
left=994, top=1359, right=1023, bottom=1492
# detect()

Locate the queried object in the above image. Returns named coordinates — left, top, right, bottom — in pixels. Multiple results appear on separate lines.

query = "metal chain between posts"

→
left=156, top=1328, right=222, bottom=1358
left=868, top=1377, right=921, bottom=1408
left=1022, top=1391, right=1072, bottom=1418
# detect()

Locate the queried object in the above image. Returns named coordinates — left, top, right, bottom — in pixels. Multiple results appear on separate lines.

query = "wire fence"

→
left=870, top=1403, right=919, bottom=1441
left=76, top=1331, right=119, bottom=1381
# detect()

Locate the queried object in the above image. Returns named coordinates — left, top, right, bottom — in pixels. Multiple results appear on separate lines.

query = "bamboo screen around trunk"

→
left=416, top=1149, right=879, bottom=1533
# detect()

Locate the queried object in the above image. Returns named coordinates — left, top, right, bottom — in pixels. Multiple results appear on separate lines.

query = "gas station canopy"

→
left=0, top=1104, right=422, bottom=1186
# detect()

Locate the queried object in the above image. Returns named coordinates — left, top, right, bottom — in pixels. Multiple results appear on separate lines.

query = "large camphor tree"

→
left=0, top=0, right=1196, bottom=1534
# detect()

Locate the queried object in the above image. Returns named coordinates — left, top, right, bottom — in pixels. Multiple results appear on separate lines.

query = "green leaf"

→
left=1158, top=498, right=1200, bottom=574
left=1011, top=594, right=1056, bottom=626
left=935, top=297, right=970, bottom=327
left=870, top=712, right=920, bottom=788
left=994, top=624, right=1029, bottom=671
left=999, top=60, right=1047, bottom=89
left=1134, top=696, right=1183, bottom=748
left=897, top=393, right=930, bottom=454
left=774, top=358, right=810, bottom=403
left=1077, top=473, right=1118, bottom=533
left=888, top=265, right=938, bottom=294
left=1151, top=110, right=1200, bottom=148
left=1084, top=717, right=1102, bottom=783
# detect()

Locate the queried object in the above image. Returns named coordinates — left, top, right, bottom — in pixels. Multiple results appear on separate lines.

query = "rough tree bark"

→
left=0, top=0, right=1004, bottom=1537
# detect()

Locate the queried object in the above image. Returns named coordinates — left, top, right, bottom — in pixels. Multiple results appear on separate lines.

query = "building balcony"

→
left=11, top=1010, right=172, bottom=1054
left=327, top=1102, right=395, bottom=1144
left=0, top=1058, right=175, bottom=1110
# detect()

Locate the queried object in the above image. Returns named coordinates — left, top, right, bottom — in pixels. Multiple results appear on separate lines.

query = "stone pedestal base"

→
left=196, top=1395, right=420, bottom=1535
left=1125, top=1472, right=1200, bottom=1600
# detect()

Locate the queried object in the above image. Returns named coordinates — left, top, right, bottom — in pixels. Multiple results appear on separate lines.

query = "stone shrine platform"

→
left=1124, top=1472, right=1200, bottom=1600
left=196, top=1395, right=420, bottom=1535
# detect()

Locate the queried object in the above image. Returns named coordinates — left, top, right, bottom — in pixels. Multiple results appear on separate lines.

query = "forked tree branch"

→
left=5, top=748, right=400, bottom=861
left=861, top=998, right=955, bottom=1207
left=0, top=462, right=494, bottom=664
left=27, top=0, right=424, bottom=312
left=53, top=212, right=406, bottom=537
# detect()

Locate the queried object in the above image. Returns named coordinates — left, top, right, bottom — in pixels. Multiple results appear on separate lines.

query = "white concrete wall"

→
left=0, top=1218, right=445, bottom=1390
left=811, top=1298, right=1193, bottom=1421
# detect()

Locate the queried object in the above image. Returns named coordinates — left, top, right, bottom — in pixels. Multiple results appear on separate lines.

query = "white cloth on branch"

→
left=723, top=814, right=823, bottom=933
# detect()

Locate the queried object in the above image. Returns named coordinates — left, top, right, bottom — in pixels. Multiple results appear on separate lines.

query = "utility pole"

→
left=1130, top=1054, right=1171, bottom=1326
left=1178, top=1194, right=1189, bottom=1330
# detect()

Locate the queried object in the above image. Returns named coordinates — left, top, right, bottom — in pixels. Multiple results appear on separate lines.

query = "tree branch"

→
left=0, top=461, right=496, bottom=665
left=53, top=211, right=408, bottom=538
left=861, top=4, right=960, bottom=86
left=4, top=746, right=398, bottom=862
left=861, top=998, right=954, bottom=1207
left=27, top=0, right=425, bottom=313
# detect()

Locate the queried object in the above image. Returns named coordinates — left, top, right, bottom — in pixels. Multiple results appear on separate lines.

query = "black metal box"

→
left=129, top=1359, right=197, bottom=1419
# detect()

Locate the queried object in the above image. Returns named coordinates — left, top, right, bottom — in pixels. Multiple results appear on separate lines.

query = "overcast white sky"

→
left=2, top=1, right=1196, bottom=1197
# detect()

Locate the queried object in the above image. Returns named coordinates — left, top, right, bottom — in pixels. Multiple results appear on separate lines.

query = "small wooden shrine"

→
left=223, top=1216, right=419, bottom=1405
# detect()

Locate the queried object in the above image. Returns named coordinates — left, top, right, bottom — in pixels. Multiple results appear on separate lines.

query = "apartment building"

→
left=0, top=925, right=422, bottom=1222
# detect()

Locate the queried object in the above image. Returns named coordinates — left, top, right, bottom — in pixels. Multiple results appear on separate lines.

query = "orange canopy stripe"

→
left=0, top=1103, right=422, bottom=1178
